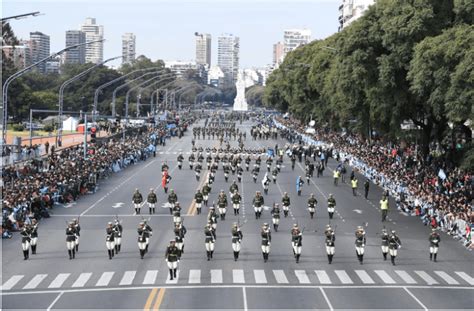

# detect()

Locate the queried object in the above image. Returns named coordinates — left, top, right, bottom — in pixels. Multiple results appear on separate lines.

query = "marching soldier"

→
left=429, top=229, right=440, bottom=262
left=327, top=194, right=336, bottom=219
left=380, top=195, right=389, bottom=222
left=202, top=183, right=211, bottom=206
left=307, top=193, right=317, bottom=219
left=364, top=179, right=370, bottom=199
left=237, top=165, right=243, bottom=182
left=137, top=221, right=152, bottom=259
left=261, top=223, right=271, bottom=262
left=253, top=191, right=264, bottom=219
left=325, top=225, right=336, bottom=264
left=168, top=190, right=178, bottom=215
left=271, top=203, right=280, bottom=231
left=165, top=240, right=180, bottom=280
left=147, top=188, right=157, bottom=214
left=177, top=153, right=184, bottom=170
left=381, top=228, right=389, bottom=260
left=208, top=205, right=218, bottom=234
left=172, top=202, right=182, bottom=224
left=20, top=224, right=32, bottom=260
left=106, top=222, right=116, bottom=260
left=262, top=173, right=271, bottom=195
left=204, top=222, right=216, bottom=260
left=217, top=190, right=228, bottom=220
left=232, top=191, right=241, bottom=216
left=188, top=153, right=195, bottom=170
left=282, top=192, right=291, bottom=218
left=252, top=165, right=259, bottom=183
left=30, top=218, right=38, bottom=254
left=113, top=219, right=123, bottom=253
left=291, top=224, right=303, bottom=263
left=194, top=189, right=204, bottom=215
left=231, top=222, right=243, bottom=261
left=73, top=218, right=81, bottom=252
left=223, top=163, right=230, bottom=182
left=132, top=188, right=143, bottom=215
left=194, top=162, right=202, bottom=181
left=174, top=222, right=187, bottom=257
left=229, top=180, right=239, bottom=198
left=272, top=167, right=278, bottom=184
left=388, top=230, right=401, bottom=265
left=355, top=226, right=366, bottom=264
left=245, top=155, right=251, bottom=171
left=66, top=221, right=77, bottom=259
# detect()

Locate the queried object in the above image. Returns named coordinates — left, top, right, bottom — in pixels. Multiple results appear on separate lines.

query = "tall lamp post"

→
left=135, top=76, right=175, bottom=118
left=2, top=39, right=102, bottom=145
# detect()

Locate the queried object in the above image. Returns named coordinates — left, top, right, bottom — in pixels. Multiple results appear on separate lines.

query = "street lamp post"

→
left=137, top=77, right=175, bottom=118
left=149, top=81, right=175, bottom=120
left=2, top=39, right=102, bottom=146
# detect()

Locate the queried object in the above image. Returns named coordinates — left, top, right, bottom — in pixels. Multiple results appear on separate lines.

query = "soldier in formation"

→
left=137, top=221, right=152, bottom=259
left=307, top=193, right=317, bottom=219
left=261, top=223, right=271, bottom=262
left=147, top=188, right=157, bottom=214
left=194, top=190, right=204, bottom=215
left=327, top=194, right=336, bottom=220
left=217, top=190, right=228, bottom=220
left=113, top=219, right=123, bottom=253
left=325, top=224, right=336, bottom=264
left=253, top=191, right=264, bottom=219
left=204, top=222, right=216, bottom=260
left=355, top=226, right=366, bottom=264
left=282, top=192, right=291, bottom=218
left=30, top=219, right=38, bottom=255
left=105, top=222, right=116, bottom=260
left=21, top=224, right=32, bottom=260
left=429, top=229, right=440, bottom=262
left=165, top=240, right=180, bottom=280
left=388, top=230, right=401, bottom=265
left=291, top=224, right=303, bottom=263
left=271, top=203, right=280, bottom=232
left=232, top=191, right=241, bottom=216
left=231, top=222, right=243, bottom=261
left=66, top=221, right=77, bottom=260
left=174, top=222, right=187, bottom=257
left=132, top=188, right=143, bottom=215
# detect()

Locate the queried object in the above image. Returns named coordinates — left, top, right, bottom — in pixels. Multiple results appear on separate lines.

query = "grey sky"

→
left=3, top=0, right=340, bottom=68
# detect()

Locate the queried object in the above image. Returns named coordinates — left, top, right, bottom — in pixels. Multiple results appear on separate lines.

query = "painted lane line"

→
left=374, top=270, right=396, bottom=284
left=434, top=271, right=459, bottom=285
left=23, top=274, right=47, bottom=289
left=96, top=272, right=115, bottom=287
left=319, top=287, right=334, bottom=311
left=143, top=288, right=158, bottom=311
left=233, top=270, right=245, bottom=284
left=2, top=275, right=24, bottom=291
left=152, top=288, right=166, bottom=310
left=355, top=270, right=375, bottom=284
left=414, top=271, right=439, bottom=285
left=315, top=270, right=331, bottom=284
left=242, top=287, right=248, bottom=311
left=119, top=271, right=136, bottom=286
left=253, top=270, right=267, bottom=284
left=71, top=273, right=92, bottom=288
left=143, top=270, right=158, bottom=285
left=46, top=291, right=64, bottom=311
left=188, top=270, right=201, bottom=284
left=48, top=273, right=70, bottom=289
left=334, top=270, right=353, bottom=284
left=455, top=272, right=474, bottom=285
left=295, top=270, right=310, bottom=284
left=273, top=270, right=289, bottom=284
left=395, top=270, right=417, bottom=284
left=211, top=269, right=223, bottom=284
left=403, top=287, right=428, bottom=311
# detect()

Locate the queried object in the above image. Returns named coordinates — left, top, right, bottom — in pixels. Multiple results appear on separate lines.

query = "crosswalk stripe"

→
left=48, top=273, right=70, bottom=288
left=2, top=275, right=24, bottom=290
left=72, top=273, right=92, bottom=288
left=273, top=270, right=289, bottom=284
left=254, top=270, right=267, bottom=284
left=211, top=269, right=223, bottom=283
left=96, top=272, right=114, bottom=287
left=23, top=274, right=47, bottom=289
left=189, top=270, right=201, bottom=284
left=455, top=272, right=474, bottom=285
left=315, top=270, right=331, bottom=284
left=143, top=270, right=158, bottom=285
left=166, top=271, right=179, bottom=284
left=434, top=271, right=459, bottom=285
left=395, top=270, right=417, bottom=284
left=415, top=271, right=439, bottom=285
left=334, top=270, right=353, bottom=284
left=233, top=269, right=245, bottom=283
left=374, top=270, right=396, bottom=284
left=355, top=270, right=375, bottom=284
left=295, top=270, right=310, bottom=284
left=119, top=271, right=136, bottom=286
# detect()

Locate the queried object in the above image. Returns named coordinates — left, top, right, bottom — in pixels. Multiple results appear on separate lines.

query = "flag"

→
left=438, top=169, right=447, bottom=180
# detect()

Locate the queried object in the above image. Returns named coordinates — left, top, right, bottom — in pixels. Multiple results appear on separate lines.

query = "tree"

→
left=245, top=85, right=264, bottom=107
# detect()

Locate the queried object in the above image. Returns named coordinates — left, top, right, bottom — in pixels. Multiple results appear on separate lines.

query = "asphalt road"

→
left=1, top=120, right=473, bottom=310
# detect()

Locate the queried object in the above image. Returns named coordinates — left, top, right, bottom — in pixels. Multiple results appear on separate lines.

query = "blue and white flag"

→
left=438, top=169, right=447, bottom=180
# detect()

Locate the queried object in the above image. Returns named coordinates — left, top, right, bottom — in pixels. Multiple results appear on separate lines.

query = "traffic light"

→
left=90, top=127, right=97, bottom=143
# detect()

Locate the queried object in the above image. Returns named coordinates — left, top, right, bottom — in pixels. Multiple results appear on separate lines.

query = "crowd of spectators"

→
left=275, top=116, right=473, bottom=249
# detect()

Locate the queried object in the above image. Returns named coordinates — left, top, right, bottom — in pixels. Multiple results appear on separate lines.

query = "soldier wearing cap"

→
left=231, top=222, right=243, bottom=261
left=355, top=226, right=366, bottom=264
left=388, top=230, right=401, bottom=265
left=291, top=224, right=303, bottom=263
left=327, top=194, right=336, bottom=220
left=325, top=224, right=336, bottom=264
left=165, top=240, right=180, bottom=280
left=261, top=223, right=272, bottom=262
left=105, top=222, right=116, bottom=260
left=381, top=228, right=390, bottom=260
left=147, top=188, right=157, bottom=214
left=429, top=228, right=441, bottom=262
left=204, top=222, right=216, bottom=260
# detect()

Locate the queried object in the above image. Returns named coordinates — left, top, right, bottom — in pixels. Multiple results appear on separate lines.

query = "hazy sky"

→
left=3, top=0, right=340, bottom=68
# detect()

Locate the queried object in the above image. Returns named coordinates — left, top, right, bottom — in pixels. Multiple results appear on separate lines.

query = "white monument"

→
left=233, top=70, right=253, bottom=111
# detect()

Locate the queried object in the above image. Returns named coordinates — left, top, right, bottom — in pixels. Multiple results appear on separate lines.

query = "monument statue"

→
left=233, top=70, right=252, bottom=111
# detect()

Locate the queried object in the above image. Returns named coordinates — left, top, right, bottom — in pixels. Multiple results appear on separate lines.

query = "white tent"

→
left=62, top=117, right=79, bottom=132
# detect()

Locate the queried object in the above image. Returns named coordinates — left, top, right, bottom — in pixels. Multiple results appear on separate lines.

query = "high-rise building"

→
left=273, top=42, right=284, bottom=67
left=122, top=33, right=136, bottom=64
left=283, top=29, right=311, bottom=57
left=2, top=45, right=29, bottom=69
left=29, top=31, right=50, bottom=73
left=195, top=33, right=211, bottom=67
left=217, top=34, right=240, bottom=88
left=80, top=17, right=104, bottom=64
left=338, top=0, right=376, bottom=30
left=64, top=30, right=86, bottom=65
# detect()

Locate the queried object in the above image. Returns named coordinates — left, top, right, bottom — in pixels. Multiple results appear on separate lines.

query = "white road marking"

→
left=395, top=270, right=417, bottom=284
left=2, top=275, right=24, bottom=290
left=112, top=202, right=124, bottom=208
left=455, top=271, right=474, bottom=285
left=414, top=271, right=439, bottom=285
left=253, top=270, right=267, bottom=284
left=23, top=274, right=47, bottom=289
left=71, top=273, right=92, bottom=288
left=403, top=287, right=428, bottom=311
left=48, top=273, right=70, bottom=288
left=334, top=270, right=353, bottom=284
left=211, top=269, right=223, bottom=283
left=166, top=271, right=179, bottom=284
left=119, top=271, right=136, bottom=286
left=96, top=272, right=114, bottom=287
left=319, top=287, right=334, bottom=311
left=273, top=270, right=289, bottom=284
left=143, top=270, right=158, bottom=285
left=188, top=270, right=201, bottom=284
left=295, top=270, right=310, bottom=284
left=242, top=287, right=248, bottom=311
left=233, top=269, right=245, bottom=283
left=315, top=270, right=331, bottom=284
left=434, top=271, right=459, bottom=285
left=355, top=270, right=375, bottom=284
left=46, top=291, right=64, bottom=311
left=374, top=270, right=396, bottom=284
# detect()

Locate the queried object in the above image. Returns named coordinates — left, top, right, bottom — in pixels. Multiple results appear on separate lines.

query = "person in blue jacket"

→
left=296, top=176, right=304, bottom=196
